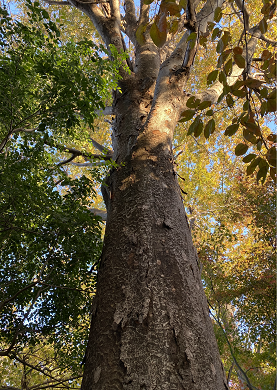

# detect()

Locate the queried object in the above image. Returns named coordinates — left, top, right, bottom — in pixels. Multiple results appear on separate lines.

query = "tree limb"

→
left=88, top=207, right=107, bottom=220
left=123, top=0, right=137, bottom=42
left=234, top=0, right=250, bottom=30
left=208, top=304, right=260, bottom=390
left=42, top=0, right=71, bottom=4
left=89, top=137, right=113, bottom=155
left=95, top=106, right=114, bottom=116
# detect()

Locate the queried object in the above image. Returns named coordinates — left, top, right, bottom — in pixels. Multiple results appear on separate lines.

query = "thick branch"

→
left=88, top=208, right=107, bottom=220
left=89, top=137, right=113, bottom=155
left=138, top=0, right=149, bottom=25
left=95, top=106, right=114, bottom=116
left=123, top=0, right=137, bottom=42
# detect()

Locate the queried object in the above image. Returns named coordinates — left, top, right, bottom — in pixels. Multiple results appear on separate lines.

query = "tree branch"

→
left=234, top=0, right=250, bottom=30
left=42, top=0, right=71, bottom=4
left=208, top=304, right=260, bottom=390
left=95, top=106, right=114, bottom=116
left=123, top=0, right=137, bottom=42
left=89, top=137, right=113, bottom=155
left=88, top=207, right=107, bottom=220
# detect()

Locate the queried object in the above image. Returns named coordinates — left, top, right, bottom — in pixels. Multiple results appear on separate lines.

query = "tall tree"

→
left=4, top=0, right=277, bottom=388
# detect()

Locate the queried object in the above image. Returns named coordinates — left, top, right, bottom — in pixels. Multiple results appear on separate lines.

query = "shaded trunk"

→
left=81, top=78, right=228, bottom=389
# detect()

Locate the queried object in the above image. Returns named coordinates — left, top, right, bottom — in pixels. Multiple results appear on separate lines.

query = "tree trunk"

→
left=81, top=74, right=229, bottom=389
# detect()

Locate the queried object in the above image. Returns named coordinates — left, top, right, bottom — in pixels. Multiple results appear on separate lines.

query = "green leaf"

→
left=206, top=109, right=214, bottom=116
left=194, top=119, right=204, bottom=137
left=242, top=154, right=256, bottom=163
left=266, top=147, right=277, bottom=167
left=267, top=98, right=276, bottom=112
left=187, top=32, right=197, bottom=41
left=234, top=54, right=245, bottom=69
left=246, top=157, right=261, bottom=175
left=259, top=18, right=267, bottom=34
left=144, top=0, right=154, bottom=4
left=207, top=69, right=218, bottom=85
left=225, top=124, right=239, bottom=136
left=136, top=23, right=147, bottom=45
left=257, top=164, right=269, bottom=184
left=169, top=20, right=179, bottom=34
left=214, top=7, right=222, bottom=23
left=150, top=20, right=167, bottom=48
left=243, top=100, right=250, bottom=111
left=198, top=100, right=211, bottom=110
left=186, top=96, right=200, bottom=108
left=204, top=119, right=215, bottom=139
left=224, top=58, right=232, bottom=76
left=244, top=122, right=261, bottom=136
left=179, top=109, right=195, bottom=122
left=268, top=89, right=276, bottom=99
left=226, top=94, right=234, bottom=107
left=243, top=78, right=264, bottom=89
left=243, top=129, right=257, bottom=144
left=219, top=71, right=227, bottom=85
left=212, top=27, right=221, bottom=41
left=187, top=115, right=201, bottom=135
left=216, top=39, right=225, bottom=54
left=235, top=143, right=248, bottom=156
left=179, top=0, right=187, bottom=10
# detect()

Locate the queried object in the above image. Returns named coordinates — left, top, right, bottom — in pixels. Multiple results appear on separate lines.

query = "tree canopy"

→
left=0, top=0, right=276, bottom=389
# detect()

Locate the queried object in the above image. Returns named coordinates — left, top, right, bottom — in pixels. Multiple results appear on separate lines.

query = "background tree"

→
left=0, top=3, right=124, bottom=388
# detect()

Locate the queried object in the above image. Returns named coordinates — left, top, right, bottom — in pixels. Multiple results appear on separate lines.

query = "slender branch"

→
left=259, top=34, right=277, bottom=46
left=208, top=305, right=260, bottom=390
left=234, top=0, right=249, bottom=30
left=89, top=137, right=114, bottom=155
left=0, top=282, right=37, bottom=311
left=42, top=0, right=71, bottom=4
left=57, top=154, right=78, bottom=166
left=70, top=161, right=106, bottom=166
left=28, top=375, right=82, bottom=390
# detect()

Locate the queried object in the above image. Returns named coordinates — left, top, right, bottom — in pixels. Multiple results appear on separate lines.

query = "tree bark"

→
left=81, top=69, right=229, bottom=388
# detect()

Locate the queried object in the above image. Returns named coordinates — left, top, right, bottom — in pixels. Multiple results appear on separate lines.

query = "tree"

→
left=2, top=0, right=277, bottom=388
left=0, top=2, right=124, bottom=387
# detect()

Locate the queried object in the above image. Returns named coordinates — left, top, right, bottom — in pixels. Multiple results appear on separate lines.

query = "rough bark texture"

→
left=55, top=0, right=264, bottom=387
left=81, top=65, right=229, bottom=388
